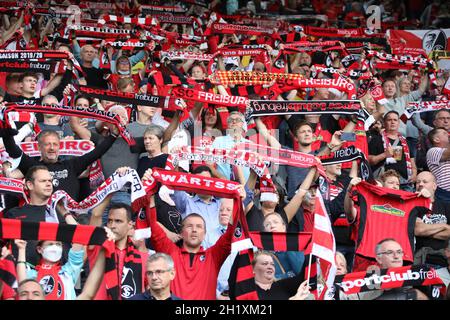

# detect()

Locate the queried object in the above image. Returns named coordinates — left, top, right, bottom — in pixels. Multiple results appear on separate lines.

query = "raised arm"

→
left=344, top=177, right=361, bottom=223
left=72, top=134, right=117, bottom=175
left=255, top=118, right=281, bottom=149
left=284, top=167, right=316, bottom=223
left=76, top=248, right=105, bottom=300
left=14, top=240, right=28, bottom=283
left=90, top=194, right=113, bottom=227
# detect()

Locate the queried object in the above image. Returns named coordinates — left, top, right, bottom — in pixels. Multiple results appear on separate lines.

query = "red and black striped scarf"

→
left=229, top=232, right=314, bottom=300
left=205, top=22, right=277, bottom=37
left=0, top=218, right=126, bottom=298
left=103, top=238, right=144, bottom=300
left=0, top=50, right=84, bottom=78
left=0, top=254, right=17, bottom=297
left=0, top=218, right=113, bottom=250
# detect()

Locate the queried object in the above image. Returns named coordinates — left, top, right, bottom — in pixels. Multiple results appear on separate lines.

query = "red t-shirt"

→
left=351, top=182, right=430, bottom=262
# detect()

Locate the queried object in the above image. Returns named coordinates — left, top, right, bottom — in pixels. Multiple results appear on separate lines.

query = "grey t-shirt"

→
left=90, top=131, right=138, bottom=179
left=38, top=123, right=74, bottom=138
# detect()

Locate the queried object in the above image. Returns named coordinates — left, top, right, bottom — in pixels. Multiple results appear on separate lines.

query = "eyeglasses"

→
left=377, top=250, right=404, bottom=257
left=42, top=103, right=59, bottom=108
left=146, top=269, right=171, bottom=277
left=227, top=118, right=243, bottom=124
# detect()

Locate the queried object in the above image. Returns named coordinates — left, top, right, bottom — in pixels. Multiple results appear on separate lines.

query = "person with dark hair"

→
left=5, top=166, right=78, bottom=265
left=369, top=110, right=417, bottom=191
left=78, top=194, right=148, bottom=300
left=170, top=165, right=222, bottom=236
left=283, top=120, right=342, bottom=200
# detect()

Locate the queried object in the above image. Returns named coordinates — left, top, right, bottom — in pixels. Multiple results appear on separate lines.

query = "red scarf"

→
left=382, top=131, right=413, bottom=181
left=35, top=263, right=65, bottom=300
left=104, top=238, right=145, bottom=300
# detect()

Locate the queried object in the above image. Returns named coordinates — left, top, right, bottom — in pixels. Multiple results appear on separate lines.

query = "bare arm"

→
left=284, top=167, right=317, bottom=223
left=414, top=219, right=447, bottom=237
left=441, top=145, right=450, bottom=161
left=429, top=225, right=450, bottom=240
left=14, top=240, right=27, bottom=283
left=0, top=11, right=23, bottom=45
left=90, top=194, right=113, bottom=227
left=76, top=248, right=105, bottom=300
left=317, top=131, right=344, bottom=157
left=69, top=116, right=92, bottom=140
left=349, top=160, right=358, bottom=178
left=163, top=111, right=180, bottom=144
left=410, top=158, right=417, bottom=183
left=207, top=162, right=227, bottom=180
left=255, top=118, right=281, bottom=149
left=418, top=74, right=429, bottom=94
left=41, top=74, right=64, bottom=97
left=368, top=147, right=392, bottom=166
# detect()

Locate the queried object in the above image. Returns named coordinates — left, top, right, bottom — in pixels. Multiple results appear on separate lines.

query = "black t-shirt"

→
left=0, top=193, right=20, bottom=216
left=256, top=271, right=304, bottom=300
left=137, top=154, right=169, bottom=178
left=2, top=133, right=116, bottom=201
left=82, top=66, right=109, bottom=89
left=415, top=200, right=450, bottom=267
left=329, top=175, right=354, bottom=246
left=246, top=206, right=289, bottom=232
left=5, top=204, right=48, bottom=222
left=368, top=134, right=409, bottom=180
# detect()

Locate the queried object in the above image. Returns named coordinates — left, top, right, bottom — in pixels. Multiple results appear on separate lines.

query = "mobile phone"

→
left=341, top=132, right=356, bottom=142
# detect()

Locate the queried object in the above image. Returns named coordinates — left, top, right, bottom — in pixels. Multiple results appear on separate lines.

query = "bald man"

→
left=414, top=171, right=450, bottom=286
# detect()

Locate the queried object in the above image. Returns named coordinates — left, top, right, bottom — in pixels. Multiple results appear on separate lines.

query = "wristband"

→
left=110, top=132, right=119, bottom=138
left=16, top=261, right=27, bottom=265
left=327, top=143, right=335, bottom=149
